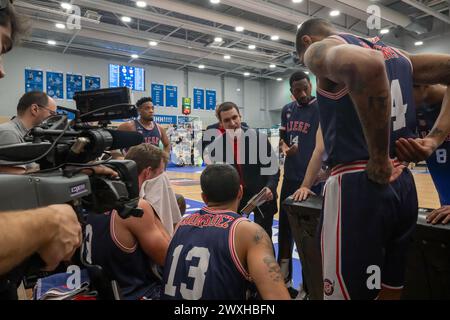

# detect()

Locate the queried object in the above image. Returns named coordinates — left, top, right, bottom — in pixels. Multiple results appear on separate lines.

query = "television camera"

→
left=0, top=87, right=144, bottom=299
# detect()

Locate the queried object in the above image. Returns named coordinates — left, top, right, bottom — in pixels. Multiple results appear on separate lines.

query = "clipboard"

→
left=240, top=188, right=268, bottom=217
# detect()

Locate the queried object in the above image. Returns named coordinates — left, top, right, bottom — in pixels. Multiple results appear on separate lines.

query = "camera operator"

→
left=0, top=91, right=57, bottom=173
left=0, top=0, right=81, bottom=285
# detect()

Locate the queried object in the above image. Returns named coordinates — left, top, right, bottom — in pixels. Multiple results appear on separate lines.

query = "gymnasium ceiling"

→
left=14, top=0, right=450, bottom=81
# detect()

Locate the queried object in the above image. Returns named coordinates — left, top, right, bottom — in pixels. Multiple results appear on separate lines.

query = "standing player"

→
left=162, top=164, right=290, bottom=300
left=413, top=85, right=450, bottom=224
left=118, top=97, right=170, bottom=155
left=278, top=71, right=320, bottom=297
left=296, top=18, right=450, bottom=299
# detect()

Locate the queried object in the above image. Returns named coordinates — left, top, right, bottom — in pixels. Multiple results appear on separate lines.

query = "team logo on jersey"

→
left=286, top=112, right=292, bottom=120
left=324, top=279, right=335, bottom=296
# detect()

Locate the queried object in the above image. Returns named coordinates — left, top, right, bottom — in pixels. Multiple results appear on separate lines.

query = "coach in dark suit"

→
left=204, top=102, right=279, bottom=237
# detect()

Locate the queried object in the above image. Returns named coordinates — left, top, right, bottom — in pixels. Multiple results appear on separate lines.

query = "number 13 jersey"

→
left=162, top=207, right=253, bottom=300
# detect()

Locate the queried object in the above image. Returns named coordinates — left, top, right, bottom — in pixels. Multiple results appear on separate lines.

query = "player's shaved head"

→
left=296, top=18, right=335, bottom=65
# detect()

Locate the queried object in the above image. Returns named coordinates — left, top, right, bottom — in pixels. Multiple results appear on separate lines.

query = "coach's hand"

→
left=427, top=206, right=450, bottom=225
left=396, top=137, right=438, bottom=163
left=292, top=187, right=316, bottom=202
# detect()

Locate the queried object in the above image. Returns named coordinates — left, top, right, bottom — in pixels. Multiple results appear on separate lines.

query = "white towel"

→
left=140, top=172, right=182, bottom=235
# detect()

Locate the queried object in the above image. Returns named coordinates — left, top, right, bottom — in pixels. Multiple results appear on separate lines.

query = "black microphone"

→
left=106, top=129, right=144, bottom=150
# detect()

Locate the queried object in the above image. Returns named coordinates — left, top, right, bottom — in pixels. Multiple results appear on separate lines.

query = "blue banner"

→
left=46, top=71, right=64, bottom=99
left=151, top=83, right=164, bottom=107
left=25, top=69, right=44, bottom=93
left=85, top=76, right=101, bottom=91
left=153, top=114, right=177, bottom=125
left=66, top=74, right=83, bottom=100
left=165, top=85, right=178, bottom=108
left=193, top=88, right=205, bottom=110
left=205, top=89, right=217, bottom=110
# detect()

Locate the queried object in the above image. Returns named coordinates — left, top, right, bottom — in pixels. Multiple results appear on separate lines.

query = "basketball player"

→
left=296, top=18, right=450, bottom=300
left=278, top=71, right=320, bottom=296
left=413, top=85, right=450, bottom=224
left=85, top=145, right=171, bottom=300
left=118, top=97, right=170, bottom=154
left=161, top=164, right=290, bottom=300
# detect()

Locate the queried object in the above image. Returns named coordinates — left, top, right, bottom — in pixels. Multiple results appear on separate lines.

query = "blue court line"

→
left=167, top=166, right=205, bottom=174
left=184, top=198, right=303, bottom=290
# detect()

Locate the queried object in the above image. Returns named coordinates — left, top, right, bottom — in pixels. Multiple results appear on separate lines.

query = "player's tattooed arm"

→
left=244, top=223, right=290, bottom=299
left=393, top=53, right=450, bottom=162
left=305, top=40, right=392, bottom=183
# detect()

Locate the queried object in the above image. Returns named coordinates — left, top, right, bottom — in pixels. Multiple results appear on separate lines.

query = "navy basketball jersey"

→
left=134, top=120, right=162, bottom=147
left=281, top=98, right=320, bottom=181
left=84, top=211, right=161, bottom=300
left=417, top=103, right=450, bottom=205
left=317, top=34, right=417, bottom=167
left=162, top=207, right=252, bottom=300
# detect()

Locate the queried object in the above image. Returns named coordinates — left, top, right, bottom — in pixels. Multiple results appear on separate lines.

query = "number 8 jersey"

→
left=162, top=207, right=253, bottom=300
left=317, top=34, right=417, bottom=167
left=417, top=103, right=450, bottom=205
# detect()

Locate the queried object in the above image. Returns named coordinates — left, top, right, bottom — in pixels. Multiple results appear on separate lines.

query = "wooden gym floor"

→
left=169, top=168, right=442, bottom=212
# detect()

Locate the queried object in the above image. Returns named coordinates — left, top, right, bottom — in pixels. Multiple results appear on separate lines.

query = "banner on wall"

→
left=153, top=114, right=177, bottom=125
left=165, top=85, right=178, bottom=108
left=25, top=69, right=44, bottom=93
left=151, top=83, right=164, bottom=107
left=205, top=89, right=217, bottom=110
left=66, top=74, right=83, bottom=100
left=182, top=97, right=192, bottom=115
left=46, top=71, right=64, bottom=100
left=193, top=88, right=205, bottom=110
left=85, top=76, right=101, bottom=91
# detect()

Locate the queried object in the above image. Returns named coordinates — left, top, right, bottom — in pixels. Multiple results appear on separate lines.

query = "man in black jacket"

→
left=204, top=102, right=279, bottom=237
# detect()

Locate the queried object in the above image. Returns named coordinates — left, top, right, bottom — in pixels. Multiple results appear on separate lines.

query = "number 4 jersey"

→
left=417, top=103, right=450, bottom=205
left=162, top=207, right=253, bottom=300
left=317, top=34, right=417, bottom=167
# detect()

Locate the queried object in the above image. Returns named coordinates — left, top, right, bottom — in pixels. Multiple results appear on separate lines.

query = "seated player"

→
left=161, top=164, right=290, bottom=300
left=84, top=145, right=170, bottom=300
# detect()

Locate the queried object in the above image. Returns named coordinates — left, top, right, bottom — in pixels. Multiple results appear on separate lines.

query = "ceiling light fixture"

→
left=136, top=1, right=147, bottom=8
left=121, top=16, right=132, bottom=23
left=224, top=55, right=231, bottom=60
left=269, top=64, right=276, bottom=69
left=210, top=0, right=221, bottom=3
left=248, top=44, right=256, bottom=50
left=277, top=78, right=283, bottom=81
left=149, top=41, right=158, bottom=46
left=415, top=41, right=424, bottom=46
left=380, top=29, right=390, bottom=35
left=271, top=35, right=280, bottom=41
left=235, top=26, right=245, bottom=32
left=214, top=37, right=223, bottom=43
left=47, top=40, right=56, bottom=46
left=292, top=0, right=303, bottom=3
left=198, top=65, right=205, bottom=69
left=55, top=23, right=66, bottom=29
left=61, top=2, right=72, bottom=10
left=244, top=72, right=250, bottom=76
left=329, top=10, right=340, bottom=17
left=131, top=54, right=139, bottom=59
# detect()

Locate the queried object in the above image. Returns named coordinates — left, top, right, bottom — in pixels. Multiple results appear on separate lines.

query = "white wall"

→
left=1, top=47, right=269, bottom=128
